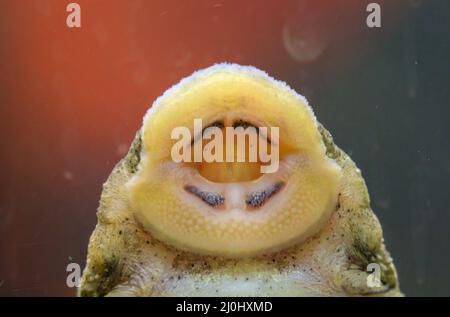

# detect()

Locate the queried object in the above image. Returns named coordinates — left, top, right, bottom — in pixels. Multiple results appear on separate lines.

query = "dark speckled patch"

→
left=184, top=185, right=225, bottom=207
left=245, top=182, right=284, bottom=208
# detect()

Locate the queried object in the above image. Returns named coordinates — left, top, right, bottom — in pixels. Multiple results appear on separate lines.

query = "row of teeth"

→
left=245, top=182, right=284, bottom=208
left=184, top=181, right=285, bottom=210
left=184, top=185, right=225, bottom=207
left=191, top=119, right=272, bottom=145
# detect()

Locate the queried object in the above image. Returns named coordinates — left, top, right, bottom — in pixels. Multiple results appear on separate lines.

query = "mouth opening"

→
left=188, top=116, right=284, bottom=183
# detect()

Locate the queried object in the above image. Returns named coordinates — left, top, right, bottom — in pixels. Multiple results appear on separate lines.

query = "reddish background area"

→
left=0, top=0, right=426, bottom=296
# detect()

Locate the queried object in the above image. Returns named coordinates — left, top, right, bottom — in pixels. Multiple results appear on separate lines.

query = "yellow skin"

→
left=79, top=64, right=401, bottom=296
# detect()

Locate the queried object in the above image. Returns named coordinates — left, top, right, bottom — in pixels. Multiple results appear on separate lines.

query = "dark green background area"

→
left=308, top=2, right=449, bottom=296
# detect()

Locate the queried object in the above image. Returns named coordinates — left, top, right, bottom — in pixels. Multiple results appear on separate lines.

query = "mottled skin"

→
left=79, top=124, right=401, bottom=297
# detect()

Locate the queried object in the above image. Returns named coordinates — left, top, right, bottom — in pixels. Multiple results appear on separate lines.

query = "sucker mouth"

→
left=127, top=63, right=342, bottom=257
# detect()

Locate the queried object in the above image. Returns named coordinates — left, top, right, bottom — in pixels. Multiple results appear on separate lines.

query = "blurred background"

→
left=0, top=0, right=448, bottom=296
